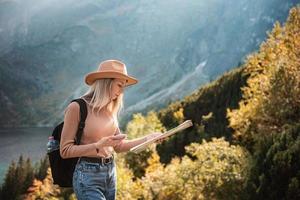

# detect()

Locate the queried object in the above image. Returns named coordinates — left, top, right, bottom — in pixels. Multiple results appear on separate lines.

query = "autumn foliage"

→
left=1, top=5, right=300, bottom=200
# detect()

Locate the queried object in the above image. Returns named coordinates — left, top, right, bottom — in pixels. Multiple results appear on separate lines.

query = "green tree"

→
left=0, top=161, right=17, bottom=199
left=34, top=154, right=50, bottom=180
left=139, top=138, right=251, bottom=200
left=23, top=168, right=61, bottom=200
left=157, top=66, right=248, bottom=163
left=23, top=158, right=35, bottom=192
left=124, top=111, right=166, bottom=177
left=226, top=6, right=300, bottom=199
left=0, top=155, right=36, bottom=199
left=227, top=7, right=300, bottom=151
left=245, top=123, right=300, bottom=200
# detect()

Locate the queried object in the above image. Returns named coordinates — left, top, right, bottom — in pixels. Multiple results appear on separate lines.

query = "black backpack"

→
left=47, top=98, right=87, bottom=187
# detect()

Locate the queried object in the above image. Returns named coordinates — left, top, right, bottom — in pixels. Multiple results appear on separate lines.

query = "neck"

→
left=105, top=101, right=116, bottom=116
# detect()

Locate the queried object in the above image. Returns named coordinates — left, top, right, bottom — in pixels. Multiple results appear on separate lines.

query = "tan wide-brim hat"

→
left=85, top=59, right=138, bottom=86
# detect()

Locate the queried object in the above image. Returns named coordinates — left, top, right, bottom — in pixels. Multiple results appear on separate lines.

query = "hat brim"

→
left=85, top=71, right=138, bottom=86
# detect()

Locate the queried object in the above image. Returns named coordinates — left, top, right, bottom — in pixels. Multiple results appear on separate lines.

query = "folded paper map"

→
left=130, top=120, right=193, bottom=153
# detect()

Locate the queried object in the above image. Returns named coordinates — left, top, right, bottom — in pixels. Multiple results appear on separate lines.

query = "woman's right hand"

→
left=94, top=135, right=126, bottom=157
left=95, top=134, right=126, bottom=149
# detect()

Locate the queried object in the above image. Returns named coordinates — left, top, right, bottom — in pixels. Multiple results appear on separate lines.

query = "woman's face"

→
left=111, top=78, right=126, bottom=100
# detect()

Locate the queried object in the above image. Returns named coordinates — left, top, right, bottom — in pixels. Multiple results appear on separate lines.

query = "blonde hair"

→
left=81, top=78, right=123, bottom=121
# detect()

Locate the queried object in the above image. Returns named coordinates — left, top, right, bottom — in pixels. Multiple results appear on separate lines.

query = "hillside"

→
left=1, top=5, right=299, bottom=200
left=0, top=0, right=297, bottom=127
left=156, top=65, right=248, bottom=163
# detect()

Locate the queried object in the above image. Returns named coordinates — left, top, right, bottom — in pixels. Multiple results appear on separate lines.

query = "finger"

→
left=110, top=140, right=121, bottom=146
left=107, top=137, right=114, bottom=143
left=108, top=140, right=122, bottom=147
left=116, top=140, right=123, bottom=145
left=103, top=149, right=109, bottom=157
left=112, top=134, right=127, bottom=140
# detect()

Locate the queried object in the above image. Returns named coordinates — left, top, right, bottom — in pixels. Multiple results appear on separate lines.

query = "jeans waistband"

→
left=79, top=156, right=114, bottom=165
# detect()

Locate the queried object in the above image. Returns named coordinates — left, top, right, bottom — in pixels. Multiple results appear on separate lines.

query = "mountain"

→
left=0, top=0, right=298, bottom=127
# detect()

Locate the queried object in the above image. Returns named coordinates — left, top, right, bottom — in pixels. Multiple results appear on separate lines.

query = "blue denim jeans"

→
left=73, top=158, right=116, bottom=200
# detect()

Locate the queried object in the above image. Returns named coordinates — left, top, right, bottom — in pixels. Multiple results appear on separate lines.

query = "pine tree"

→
left=227, top=6, right=300, bottom=151
left=23, top=158, right=35, bottom=192
left=0, top=161, right=17, bottom=199
left=0, top=155, right=37, bottom=199
left=34, top=154, right=49, bottom=180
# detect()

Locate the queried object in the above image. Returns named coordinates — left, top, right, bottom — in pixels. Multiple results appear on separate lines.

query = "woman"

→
left=60, top=59, right=164, bottom=200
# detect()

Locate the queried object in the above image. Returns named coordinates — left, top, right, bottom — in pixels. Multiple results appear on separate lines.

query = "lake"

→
left=0, top=127, right=52, bottom=185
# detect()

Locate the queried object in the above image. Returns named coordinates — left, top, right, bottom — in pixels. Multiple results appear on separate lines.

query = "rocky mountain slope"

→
left=0, top=0, right=297, bottom=127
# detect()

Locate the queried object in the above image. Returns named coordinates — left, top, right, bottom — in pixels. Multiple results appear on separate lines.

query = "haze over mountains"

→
left=0, top=0, right=298, bottom=127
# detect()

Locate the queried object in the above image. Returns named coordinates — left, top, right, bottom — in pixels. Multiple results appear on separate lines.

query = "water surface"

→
left=0, top=127, right=52, bottom=185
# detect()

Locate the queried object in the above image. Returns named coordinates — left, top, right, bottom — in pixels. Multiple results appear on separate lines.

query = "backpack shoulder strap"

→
left=71, top=98, right=88, bottom=145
